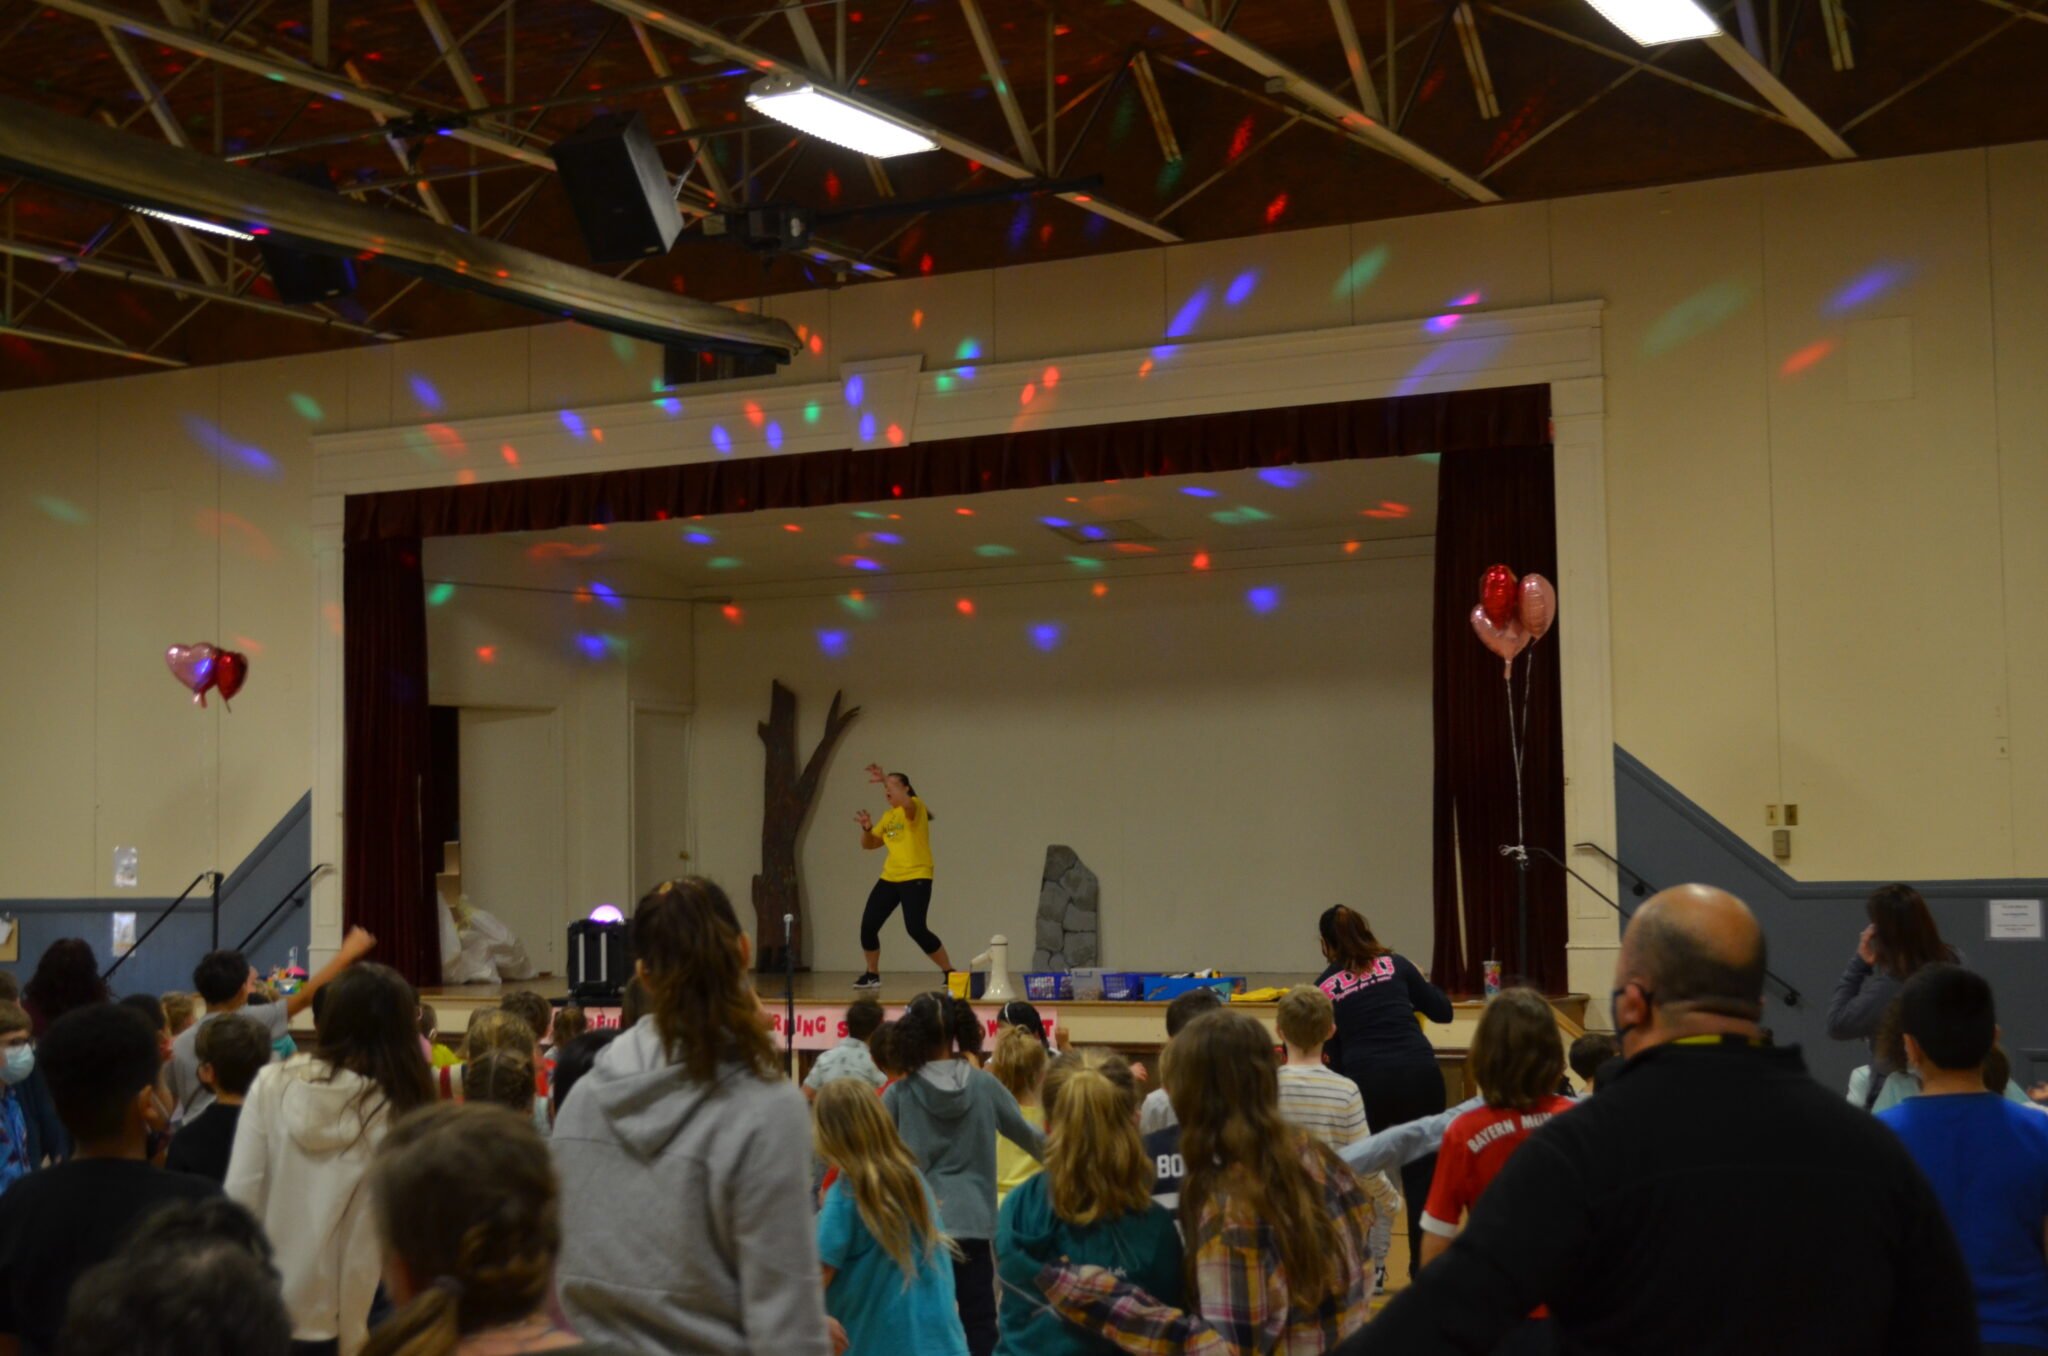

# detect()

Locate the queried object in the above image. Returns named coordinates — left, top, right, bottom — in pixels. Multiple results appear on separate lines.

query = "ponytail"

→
left=899, top=991, right=978, bottom=1076
left=1318, top=905, right=1390, bottom=972
left=631, top=877, right=779, bottom=1083
left=888, top=772, right=933, bottom=822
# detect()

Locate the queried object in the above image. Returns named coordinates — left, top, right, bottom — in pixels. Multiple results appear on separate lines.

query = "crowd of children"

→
left=0, top=877, right=2043, bottom=1355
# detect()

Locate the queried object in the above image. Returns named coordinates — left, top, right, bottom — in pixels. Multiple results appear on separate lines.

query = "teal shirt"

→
left=817, top=1177, right=967, bottom=1356
left=994, top=1173, right=1184, bottom=1356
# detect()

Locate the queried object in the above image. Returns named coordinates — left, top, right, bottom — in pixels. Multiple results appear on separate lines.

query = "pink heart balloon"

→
left=1518, top=574, right=1557, bottom=644
left=1470, top=606, right=1530, bottom=678
left=165, top=643, right=220, bottom=706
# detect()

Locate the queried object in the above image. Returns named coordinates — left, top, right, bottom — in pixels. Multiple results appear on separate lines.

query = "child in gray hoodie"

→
left=553, top=878, right=830, bottom=1356
left=885, top=991, right=1045, bottom=1356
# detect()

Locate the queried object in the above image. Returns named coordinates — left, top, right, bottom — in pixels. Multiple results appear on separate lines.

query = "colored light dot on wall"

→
left=803, top=401, right=822, bottom=424
left=955, top=507, right=975, bottom=516
left=1042, top=366, right=1060, bottom=389
left=721, top=605, right=743, bottom=624
left=1192, top=552, right=1211, bottom=571
left=1247, top=586, right=1281, bottom=614
left=500, top=444, right=520, bottom=465
left=1030, top=623, right=1063, bottom=652
left=475, top=646, right=495, bottom=663
left=956, top=598, right=975, bottom=616
left=912, top=309, right=925, bottom=329
left=427, top=582, right=455, bottom=607
left=1092, top=582, right=1109, bottom=598
left=1020, top=383, right=1037, bottom=406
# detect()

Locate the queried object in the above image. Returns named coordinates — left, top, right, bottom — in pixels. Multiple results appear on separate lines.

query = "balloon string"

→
left=1505, top=663, right=1525, bottom=855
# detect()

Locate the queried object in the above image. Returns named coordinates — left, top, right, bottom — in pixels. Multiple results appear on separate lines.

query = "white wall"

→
left=689, top=552, right=1435, bottom=973
left=422, top=538, right=693, bottom=939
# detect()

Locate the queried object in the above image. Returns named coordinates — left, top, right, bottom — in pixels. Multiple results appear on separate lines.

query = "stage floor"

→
left=419, top=970, right=1324, bottom=1007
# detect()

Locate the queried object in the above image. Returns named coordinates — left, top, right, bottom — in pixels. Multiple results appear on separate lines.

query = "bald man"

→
left=1341, top=885, right=1977, bottom=1355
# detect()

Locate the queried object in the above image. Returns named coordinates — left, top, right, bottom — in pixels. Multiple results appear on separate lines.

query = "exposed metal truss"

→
left=1122, top=0, right=1500, bottom=203
left=1129, top=52, right=1183, bottom=164
left=1701, top=33, right=1855, bottom=158
left=959, top=0, right=1045, bottom=173
left=588, top=0, right=1179, bottom=242
left=1451, top=3, right=1500, bottom=120
left=1327, top=0, right=1385, bottom=121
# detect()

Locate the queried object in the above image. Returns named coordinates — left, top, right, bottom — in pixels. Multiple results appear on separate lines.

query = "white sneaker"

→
left=852, top=972, right=881, bottom=990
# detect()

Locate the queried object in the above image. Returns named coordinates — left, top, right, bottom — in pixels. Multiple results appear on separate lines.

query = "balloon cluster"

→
left=1469, top=565, right=1555, bottom=677
left=164, top=643, right=251, bottom=709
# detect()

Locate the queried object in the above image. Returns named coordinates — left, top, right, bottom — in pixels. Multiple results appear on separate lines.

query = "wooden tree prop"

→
left=752, top=680, right=859, bottom=973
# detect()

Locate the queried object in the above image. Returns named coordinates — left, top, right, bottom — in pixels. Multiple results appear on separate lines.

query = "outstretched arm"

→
left=854, top=809, right=883, bottom=850
left=286, top=926, right=376, bottom=1018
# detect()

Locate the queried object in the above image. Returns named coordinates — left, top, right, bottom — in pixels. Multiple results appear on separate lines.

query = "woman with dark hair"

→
left=553, top=877, right=830, bottom=1356
left=852, top=762, right=952, bottom=991
left=22, top=938, right=110, bottom=1036
left=1315, top=904, right=1453, bottom=1284
left=1830, top=884, right=1959, bottom=1102
left=226, top=961, right=435, bottom=1355
left=886, top=989, right=1044, bottom=1356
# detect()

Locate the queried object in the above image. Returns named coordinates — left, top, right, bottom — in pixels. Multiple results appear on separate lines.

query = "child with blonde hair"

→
left=989, top=1024, right=1049, bottom=1207
left=1274, top=984, right=1401, bottom=1290
left=996, top=1056, right=1183, bottom=1356
left=813, top=1078, right=968, bottom=1356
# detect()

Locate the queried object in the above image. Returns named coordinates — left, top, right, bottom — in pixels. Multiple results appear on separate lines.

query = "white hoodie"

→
left=225, top=1054, right=392, bottom=1354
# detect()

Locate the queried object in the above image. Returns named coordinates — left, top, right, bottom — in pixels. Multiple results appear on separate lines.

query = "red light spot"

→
left=782, top=523, right=803, bottom=533
left=1072, top=193, right=1092, bottom=203
left=1112, top=542, right=1157, bottom=555
left=721, top=604, right=743, bottom=624
left=1138, top=358, right=1154, bottom=379
left=1781, top=339, right=1836, bottom=375
left=501, top=444, right=519, bottom=465
left=1361, top=500, right=1412, bottom=520
left=891, top=485, right=904, bottom=498
left=1264, top=193, right=1289, bottom=224
left=457, top=469, right=477, bottom=485
left=967, top=160, right=982, bottom=173
left=1038, top=223, right=1054, bottom=246
left=744, top=401, right=765, bottom=427
left=1192, top=552, right=1211, bottom=571
left=912, top=309, right=925, bottom=329
left=1055, top=73, right=1069, bottom=86
left=886, top=424, right=905, bottom=445
left=575, top=588, right=592, bottom=604
left=1020, top=382, right=1036, bottom=406
left=1092, top=582, right=1108, bottom=598
left=1344, top=540, right=1362, bottom=554
left=250, top=226, right=269, bottom=236
left=590, top=524, right=608, bottom=532
left=1042, top=366, right=1060, bottom=389
left=475, top=646, right=496, bottom=663
left=825, top=170, right=842, bottom=201
left=919, top=253, right=934, bottom=275
left=956, top=598, right=975, bottom=616
left=495, top=269, right=509, bottom=278
left=809, top=333, right=824, bottom=354
left=955, top=507, right=974, bottom=516
left=1228, top=116, right=1254, bottom=159
left=654, top=509, right=670, bottom=521
left=591, top=428, right=604, bottom=443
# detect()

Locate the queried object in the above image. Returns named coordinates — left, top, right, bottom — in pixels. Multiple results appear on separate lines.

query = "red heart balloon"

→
left=214, top=650, right=249, bottom=706
left=1471, top=605, right=1531, bottom=677
left=1518, top=573, right=1557, bottom=643
left=1479, top=564, right=1518, bottom=627
left=165, top=643, right=219, bottom=706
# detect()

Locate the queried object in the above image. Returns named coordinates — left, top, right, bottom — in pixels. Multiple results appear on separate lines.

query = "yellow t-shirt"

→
left=995, top=1102, right=1045, bottom=1205
left=877, top=797, right=934, bottom=883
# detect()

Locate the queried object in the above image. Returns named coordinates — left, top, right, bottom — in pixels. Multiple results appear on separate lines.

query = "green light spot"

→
left=288, top=393, right=324, bottom=422
left=934, top=374, right=954, bottom=393
left=603, top=633, right=630, bottom=655
left=1416, top=452, right=1442, bottom=466
left=974, top=544, right=1017, bottom=558
left=650, top=377, right=667, bottom=394
left=426, top=582, right=455, bottom=607
left=708, top=557, right=742, bottom=570
left=853, top=510, right=884, bottom=521
left=839, top=594, right=876, bottom=619
left=1066, top=556, right=1103, bottom=571
left=1211, top=505, right=1274, bottom=526
left=1155, top=159, right=1185, bottom=196
left=1333, top=244, right=1390, bottom=300
left=804, top=401, right=822, bottom=424
left=34, top=496, right=88, bottom=525
left=608, top=333, right=636, bottom=363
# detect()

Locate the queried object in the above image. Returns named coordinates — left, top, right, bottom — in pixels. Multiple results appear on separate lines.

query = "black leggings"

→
left=953, top=1236, right=996, bottom=1356
left=1349, top=1058, right=1448, bottom=1280
left=860, top=877, right=942, bottom=955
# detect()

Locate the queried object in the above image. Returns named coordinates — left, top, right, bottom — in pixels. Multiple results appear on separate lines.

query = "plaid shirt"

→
left=1039, top=1139, right=1377, bottom=1355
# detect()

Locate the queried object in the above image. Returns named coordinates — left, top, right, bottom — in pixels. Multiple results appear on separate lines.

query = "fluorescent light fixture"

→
left=132, top=204, right=255, bottom=241
left=745, top=74, right=937, bottom=158
left=1583, top=0, right=1720, bottom=45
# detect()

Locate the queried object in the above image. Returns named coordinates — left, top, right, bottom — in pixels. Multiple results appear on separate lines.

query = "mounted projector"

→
left=701, top=204, right=814, bottom=255
left=0, top=93, right=797, bottom=361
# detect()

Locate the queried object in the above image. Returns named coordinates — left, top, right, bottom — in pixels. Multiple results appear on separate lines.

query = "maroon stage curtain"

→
left=343, top=536, right=439, bottom=986
left=345, top=386, right=1551, bottom=540
left=1431, top=445, right=1567, bottom=996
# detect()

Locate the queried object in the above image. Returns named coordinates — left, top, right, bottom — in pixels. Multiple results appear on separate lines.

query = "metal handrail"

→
left=235, top=864, right=331, bottom=953
left=1542, top=843, right=1803, bottom=1008
left=101, top=870, right=221, bottom=982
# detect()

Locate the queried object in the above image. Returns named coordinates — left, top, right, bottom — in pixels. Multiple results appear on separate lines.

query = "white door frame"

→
left=310, top=300, right=1617, bottom=1008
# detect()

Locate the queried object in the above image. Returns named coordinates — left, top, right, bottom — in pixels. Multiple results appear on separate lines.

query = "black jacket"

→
left=1342, top=1035, right=1977, bottom=1355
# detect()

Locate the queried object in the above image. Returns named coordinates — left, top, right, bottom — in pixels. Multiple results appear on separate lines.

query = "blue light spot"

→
left=590, top=581, right=623, bottom=611
left=859, top=413, right=876, bottom=441
left=1041, top=516, right=1071, bottom=529
left=575, top=633, right=607, bottom=660
left=1078, top=525, right=1108, bottom=541
left=180, top=414, right=280, bottom=480
left=765, top=421, right=784, bottom=451
left=1166, top=285, right=1211, bottom=339
left=1180, top=486, right=1219, bottom=498
left=710, top=424, right=733, bottom=455
left=845, top=374, right=865, bottom=406
left=408, top=375, right=442, bottom=410
left=1827, top=263, right=1912, bottom=315
left=1029, top=623, right=1063, bottom=652
left=818, top=629, right=849, bottom=658
left=654, top=396, right=683, bottom=416
left=1247, top=586, right=1281, bottom=615
left=872, top=532, right=904, bottom=545
left=1225, top=269, right=1259, bottom=307
left=1257, top=467, right=1308, bottom=489
left=685, top=531, right=714, bottom=545
left=559, top=409, right=586, bottom=438
left=849, top=557, right=882, bottom=572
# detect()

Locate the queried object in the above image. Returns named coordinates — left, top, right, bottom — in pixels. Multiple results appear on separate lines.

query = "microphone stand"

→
left=1525, top=845, right=1801, bottom=1008
left=783, top=913, right=797, bottom=1076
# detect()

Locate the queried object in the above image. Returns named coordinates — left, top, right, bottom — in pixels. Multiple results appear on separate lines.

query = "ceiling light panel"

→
left=745, top=75, right=938, bottom=159
left=1583, top=0, right=1720, bottom=45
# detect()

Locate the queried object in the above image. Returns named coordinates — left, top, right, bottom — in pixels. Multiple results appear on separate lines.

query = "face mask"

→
left=0, top=1046, right=34, bottom=1087
left=272, top=1035, right=297, bottom=1062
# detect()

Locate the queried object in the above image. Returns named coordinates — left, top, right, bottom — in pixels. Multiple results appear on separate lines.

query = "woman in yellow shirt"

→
left=853, top=762, right=952, bottom=990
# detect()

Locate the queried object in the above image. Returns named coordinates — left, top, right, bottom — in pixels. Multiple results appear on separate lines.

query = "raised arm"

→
left=854, top=809, right=883, bottom=851
left=1826, top=952, right=1893, bottom=1041
left=286, top=926, right=376, bottom=1018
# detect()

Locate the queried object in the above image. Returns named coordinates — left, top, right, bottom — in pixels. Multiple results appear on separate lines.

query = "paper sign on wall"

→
left=1987, top=899, right=2043, bottom=941
left=110, top=913, right=137, bottom=957
left=112, top=847, right=138, bottom=891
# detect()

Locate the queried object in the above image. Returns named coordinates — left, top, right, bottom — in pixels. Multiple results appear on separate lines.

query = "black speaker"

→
left=567, top=919, right=629, bottom=1003
left=551, top=111, right=684, bottom=264
left=258, top=162, right=357, bottom=304
left=257, top=242, right=357, bottom=304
